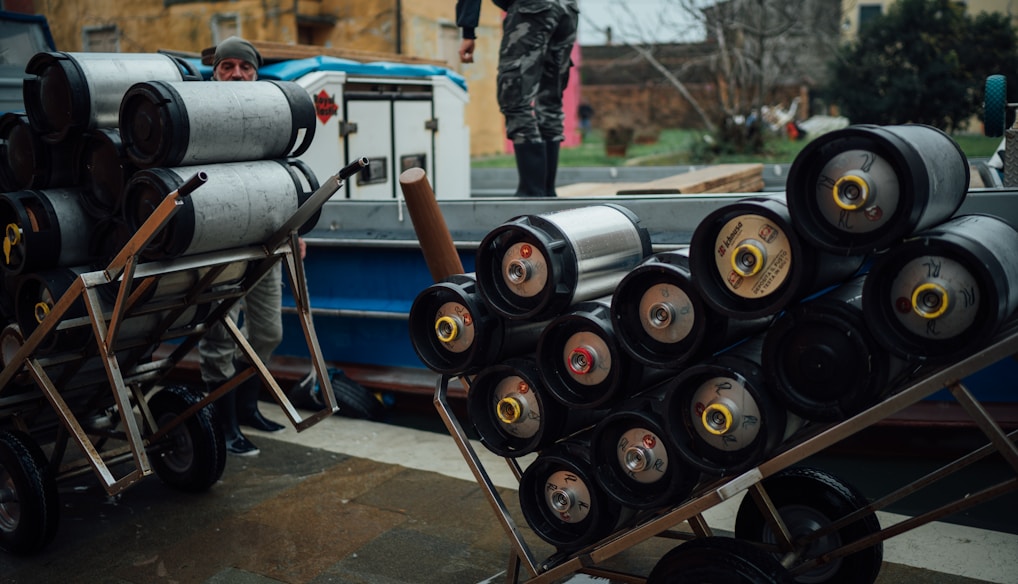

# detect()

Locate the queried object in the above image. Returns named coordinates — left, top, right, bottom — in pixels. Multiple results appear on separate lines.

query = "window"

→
left=211, top=13, right=240, bottom=44
left=83, top=25, right=119, bottom=52
left=858, top=5, right=882, bottom=29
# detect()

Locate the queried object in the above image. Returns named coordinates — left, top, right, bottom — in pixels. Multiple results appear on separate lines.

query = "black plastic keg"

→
left=466, top=357, right=601, bottom=458
left=407, top=273, right=547, bottom=376
left=689, top=195, right=866, bottom=319
left=14, top=266, right=91, bottom=354
left=537, top=296, right=670, bottom=409
left=0, top=112, right=79, bottom=191
left=664, top=339, right=802, bottom=477
left=123, top=159, right=320, bottom=259
left=590, top=387, right=702, bottom=511
left=0, top=189, right=97, bottom=275
left=763, top=276, right=915, bottom=422
left=786, top=124, right=969, bottom=254
left=78, top=128, right=135, bottom=217
left=475, top=204, right=652, bottom=321
left=611, top=250, right=772, bottom=369
left=23, top=51, right=199, bottom=143
left=119, top=80, right=316, bottom=169
left=862, top=214, right=1018, bottom=361
left=518, top=437, right=636, bottom=551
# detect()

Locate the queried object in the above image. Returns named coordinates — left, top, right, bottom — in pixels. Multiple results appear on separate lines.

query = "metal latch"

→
left=425, top=119, right=438, bottom=132
left=339, top=121, right=358, bottom=137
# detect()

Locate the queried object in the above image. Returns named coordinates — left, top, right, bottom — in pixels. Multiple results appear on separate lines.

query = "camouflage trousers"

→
left=497, top=0, right=579, bottom=144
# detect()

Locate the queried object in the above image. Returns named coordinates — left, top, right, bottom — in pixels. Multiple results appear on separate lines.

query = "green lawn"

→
left=471, top=129, right=1002, bottom=168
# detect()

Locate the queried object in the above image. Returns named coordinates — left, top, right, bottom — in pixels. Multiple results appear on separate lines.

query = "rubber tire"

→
left=148, top=384, right=226, bottom=492
left=329, top=370, right=386, bottom=421
left=734, top=467, right=883, bottom=584
left=0, top=430, right=59, bottom=556
left=985, top=75, right=1007, bottom=138
left=647, top=536, right=794, bottom=584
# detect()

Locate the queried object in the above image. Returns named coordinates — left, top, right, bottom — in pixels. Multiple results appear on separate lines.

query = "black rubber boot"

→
left=214, top=387, right=260, bottom=456
left=544, top=141, right=561, bottom=197
left=512, top=142, right=548, bottom=197
left=236, top=374, right=285, bottom=433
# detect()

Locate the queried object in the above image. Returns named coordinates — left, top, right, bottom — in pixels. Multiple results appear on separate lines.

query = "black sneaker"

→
left=226, top=435, right=260, bottom=456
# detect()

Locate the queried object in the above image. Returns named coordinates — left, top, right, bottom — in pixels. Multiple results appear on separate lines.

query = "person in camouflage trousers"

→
left=456, top=0, right=579, bottom=197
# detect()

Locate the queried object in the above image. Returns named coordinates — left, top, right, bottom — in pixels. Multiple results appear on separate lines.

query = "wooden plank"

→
left=200, top=40, right=448, bottom=68
left=556, top=182, right=645, bottom=198
left=617, top=163, right=764, bottom=195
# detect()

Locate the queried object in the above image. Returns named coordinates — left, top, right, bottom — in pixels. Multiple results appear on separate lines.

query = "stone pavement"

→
left=1, top=411, right=1014, bottom=584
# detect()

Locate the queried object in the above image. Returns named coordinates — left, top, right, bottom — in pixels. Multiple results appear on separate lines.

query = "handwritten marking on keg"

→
left=314, top=90, right=338, bottom=124
left=860, top=152, right=877, bottom=173
left=923, top=257, right=942, bottom=278
left=818, top=175, right=837, bottom=190
left=926, top=319, right=940, bottom=336
left=961, top=287, right=977, bottom=308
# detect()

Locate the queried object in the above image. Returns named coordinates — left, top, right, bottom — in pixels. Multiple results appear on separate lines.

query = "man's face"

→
left=213, top=57, right=258, bottom=81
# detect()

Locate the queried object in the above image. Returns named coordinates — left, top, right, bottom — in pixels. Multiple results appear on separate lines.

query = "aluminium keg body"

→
left=689, top=195, right=866, bottom=319
left=467, top=357, right=602, bottom=458
left=862, top=214, right=1018, bottom=361
left=23, top=51, right=199, bottom=143
left=763, top=276, right=914, bottom=422
left=0, top=112, right=79, bottom=191
left=663, top=339, right=803, bottom=477
left=123, top=158, right=320, bottom=260
left=518, top=437, right=637, bottom=551
left=537, top=296, right=671, bottom=410
left=475, top=204, right=652, bottom=321
left=0, top=188, right=98, bottom=275
left=611, top=249, right=773, bottom=369
left=590, top=386, right=702, bottom=511
left=407, top=273, right=548, bottom=376
left=119, top=80, right=316, bottom=169
left=786, top=124, right=969, bottom=255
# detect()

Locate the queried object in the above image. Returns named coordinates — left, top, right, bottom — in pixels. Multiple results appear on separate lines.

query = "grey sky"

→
left=577, top=0, right=705, bottom=45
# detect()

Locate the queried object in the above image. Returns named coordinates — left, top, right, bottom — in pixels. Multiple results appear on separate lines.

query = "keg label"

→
left=714, top=215, right=792, bottom=299
left=315, top=90, right=338, bottom=124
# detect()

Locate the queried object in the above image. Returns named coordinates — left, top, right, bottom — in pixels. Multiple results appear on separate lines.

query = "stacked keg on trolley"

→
left=0, top=52, right=319, bottom=468
left=0, top=50, right=320, bottom=358
left=409, top=124, right=1018, bottom=582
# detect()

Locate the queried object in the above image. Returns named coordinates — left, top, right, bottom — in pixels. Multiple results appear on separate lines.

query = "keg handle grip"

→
left=338, top=157, right=369, bottom=181
left=177, top=171, right=208, bottom=198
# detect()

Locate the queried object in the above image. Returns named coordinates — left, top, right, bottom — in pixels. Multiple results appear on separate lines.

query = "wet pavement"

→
left=2, top=408, right=1015, bottom=584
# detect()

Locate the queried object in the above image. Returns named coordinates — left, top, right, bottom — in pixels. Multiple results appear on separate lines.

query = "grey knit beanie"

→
left=213, top=36, right=263, bottom=68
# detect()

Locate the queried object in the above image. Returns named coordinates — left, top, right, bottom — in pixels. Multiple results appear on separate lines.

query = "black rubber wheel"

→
left=984, top=75, right=1007, bottom=138
left=0, top=430, right=59, bottom=555
left=148, top=384, right=226, bottom=492
left=329, top=370, right=386, bottom=420
left=647, top=536, right=794, bottom=584
left=734, top=467, right=883, bottom=584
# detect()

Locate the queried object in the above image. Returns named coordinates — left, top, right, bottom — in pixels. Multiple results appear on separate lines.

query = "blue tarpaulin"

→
left=183, top=55, right=467, bottom=92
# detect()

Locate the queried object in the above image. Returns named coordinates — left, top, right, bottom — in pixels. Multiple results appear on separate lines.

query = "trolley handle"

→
left=177, top=171, right=209, bottom=198
left=338, top=157, right=369, bottom=181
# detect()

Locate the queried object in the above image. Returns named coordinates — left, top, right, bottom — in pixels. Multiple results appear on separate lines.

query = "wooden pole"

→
left=399, top=167, right=464, bottom=282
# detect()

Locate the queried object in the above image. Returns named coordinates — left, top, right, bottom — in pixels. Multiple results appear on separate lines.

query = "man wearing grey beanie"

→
left=200, top=35, right=289, bottom=457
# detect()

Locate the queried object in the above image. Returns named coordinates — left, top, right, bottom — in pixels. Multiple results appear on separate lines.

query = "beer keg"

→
left=664, top=339, right=803, bottom=476
left=786, top=124, right=968, bottom=254
left=0, top=188, right=97, bottom=275
left=763, top=276, right=914, bottom=422
left=408, top=273, right=547, bottom=376
left=688, top=195, right=865, bottom=319
left=23, top=52, right=200, bottom=143
left=119, top=80, right=316, bottom=168
left=123, top=159, right=320, bottom=259
left=518, top=437, right=636, bottom=551
left=0, top=112, right=79, bottom=191
left=475, top=204, right=651, bottom=321
left=537, top=296, right=670, bottom=409
left=611, top=249, right=772, bottom=369
left=590, top=387, right=701, bottom=511
left=78, top=128, right=135, bottom=217
left=466, top=357, right=600, bottom=458
left=862, top=214, right=1018, bottom=361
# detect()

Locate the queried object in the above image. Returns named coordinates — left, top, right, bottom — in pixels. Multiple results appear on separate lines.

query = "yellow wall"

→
left=31, top=0, right=506, bottom=156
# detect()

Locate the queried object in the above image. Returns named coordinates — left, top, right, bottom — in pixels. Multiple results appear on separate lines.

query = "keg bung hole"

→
left=434, top=315, right=460, bottom=343
left=911, top=282, right=949, bottom=319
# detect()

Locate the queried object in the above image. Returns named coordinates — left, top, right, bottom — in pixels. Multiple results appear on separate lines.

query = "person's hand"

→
left=459, top=38, right=476, bottom=64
